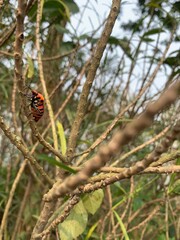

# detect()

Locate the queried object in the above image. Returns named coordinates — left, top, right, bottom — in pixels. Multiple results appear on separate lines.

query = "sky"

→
left=67, top=0, right=177, bottom=93
left=69, top=1, right=139, bottom=37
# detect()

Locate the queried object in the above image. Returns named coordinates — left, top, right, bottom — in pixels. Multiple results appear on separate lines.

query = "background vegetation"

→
left=0, top=0, right=180, bottom=239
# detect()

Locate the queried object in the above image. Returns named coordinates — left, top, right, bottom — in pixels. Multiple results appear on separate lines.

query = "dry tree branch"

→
left=0, top=50, right=14, bottom=57
left=107, top=186, right=116, bottom=239
left=140, top=224, right=148, bottom=240
left=0, top=159, right=27, bottom=240
left=0, top=47, right=78, bottom=60
left=0, top=2, right=56, bottom=237
left=76, top=25, right=176, bottom=165
left=11, top=73, right=18, bottom=133
left=127, top=198, right=164, bottom=226
left=151, top=150, right=180, bottom=167
left=121, top=177, right=134, bottom=221
left=75, top=118, right=180, bottom=195
left=25, top=0, right=37, bottom=13
left=11, top=177, right=32, bottom=240
left=13, top=0, right=66, bottom=163
left=31, top=1, right=122, bottom=237
left=127, top=206, right=159, bottom=234
left=0, top=0, right=3, bottom=8
left=89, top=165, right=180, bottom=184
left=0, top=0, right=37, bottom=47
left=165, top=190, right=169, bottom=240
left=38, top=163, right=180, bottom=237
left=0, top=117, right=53, bottom=185
left=12, top=0, right=56, bottom=181
left=29, top=60, right=88, bottom=157
left=67, top=0, right=122, bottom=160
left=32, top=80, right=179, bottom=238
left=6, top=63, right=85, bottom=219
left=35, top=0, right=59, bottom=166
left=44, top=81, right=180, bottom=202
left=34, top=196, right=80, bottom=239
left=80, top=130, right=180, bottom=199
left=41, top=45, right=82, bottom=61
left=0, top=23, right=16, bottom=47
left=112, top=126, right=170, bottom=166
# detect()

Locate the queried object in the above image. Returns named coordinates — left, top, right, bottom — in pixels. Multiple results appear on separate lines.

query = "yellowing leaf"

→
left=85, top=221, right=98, bottom=240
left=83, top=189, right=104, bottom=215
left=27, top=55, right=34, bottom=78
left=58, top=200, right=88, bottom=240
left=56, top=121, right=67, bottom=156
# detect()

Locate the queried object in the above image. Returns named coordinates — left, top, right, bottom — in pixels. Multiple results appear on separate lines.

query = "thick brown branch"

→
left=75, top=119, right=180, bottom=195
left=43, top=81, right=180, bottom=202
left=13, top=0, right=66, bottom=163
left=33, top=196, right=80, bottom=239
left=67, top=0, right=121, bottom=160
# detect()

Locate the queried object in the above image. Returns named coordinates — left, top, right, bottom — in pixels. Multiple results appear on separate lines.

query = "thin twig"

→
left=76, top=25, right=176, bottom=165
left=112, top=126, right=170, bottom=166
left=44, top=82, right=180, bottom=201
left=11, top=177, right=32, bottom=240
left=127, top=206, right=159, bottom=233
left=36, top=0, right=59, bottom=165
left=0, top=160, right=27, bottom=240
left=0, top=116, right=54, bottom=185
left=67, top=0, right=122, bottom=160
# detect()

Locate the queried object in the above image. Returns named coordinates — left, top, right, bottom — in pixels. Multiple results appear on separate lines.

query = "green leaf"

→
left=113, top=210, right=130, bottom=240
left=143, top=28, right=164, bottom=36
left=64, top=0, right=79, bottom=14
left=83, top=189, right=104, bottom=215
left=56, top=120, right=67, bottom=156
left=146, top=2, right=161, bottom=8
left=37, top=154, right=76, bottom=174
left=172, top=2, right=180, bottom=13
left=57, top=0, right=70, bottom=21
left=158, top=234, right=166, bottom=240
left=141, top=37, right=154, bottom=42
left=108, top=37, right=133, bottom=60
left=168, top=155, right=180, bottom=194
left=161, top=14, right=177, bottom=30
left=43, top=0, right=70, bottom=21
left=60, top=41, right=76, bottom=53
left=164, top=57, right=180, bottom=67
left=59, top=200, right=88, bottom=240
left=0, top=84, right=8, bottom=99
left=54, top=24, right=70, bottom=34
left=84, top=221, right=98, bottom=240
left=169, top=179, right=180, bottom=194
left=27, top=55, right=34, bottom=78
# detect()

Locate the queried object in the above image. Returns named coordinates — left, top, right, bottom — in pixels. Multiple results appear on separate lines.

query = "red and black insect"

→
left=30, top=90, right=44, bottom=122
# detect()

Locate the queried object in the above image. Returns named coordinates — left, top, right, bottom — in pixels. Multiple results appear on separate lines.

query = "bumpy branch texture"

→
left=44, top=80, right=180, bottom=202
left=14, top=0, right=66, bottom=164
left=74, top=119, right=180, bottom=194
left=31, top=1, right=122, bottom=237
left=67, top=0, right=121, bottom=160
left=30, top=122, right=180, bottom=239
left=31, top=80, right=179, bottom=239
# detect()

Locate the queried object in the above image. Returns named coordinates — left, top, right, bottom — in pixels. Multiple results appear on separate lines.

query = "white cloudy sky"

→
left=67, top=0, right=179, bottom=92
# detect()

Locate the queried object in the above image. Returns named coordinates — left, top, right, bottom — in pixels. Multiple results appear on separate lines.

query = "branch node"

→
left=19, top=33, right=24, bottom=41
